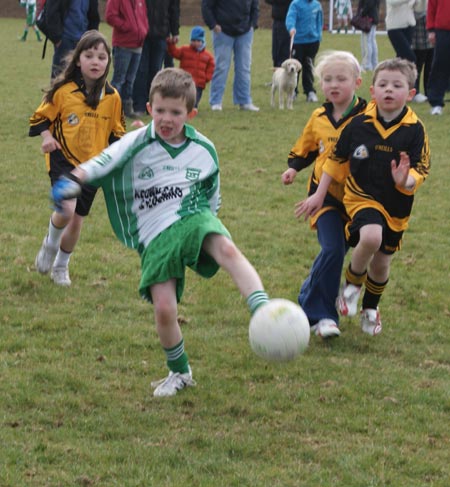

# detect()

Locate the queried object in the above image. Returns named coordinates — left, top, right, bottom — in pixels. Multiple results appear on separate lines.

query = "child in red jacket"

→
left=167, top=26, right=215, bottom=108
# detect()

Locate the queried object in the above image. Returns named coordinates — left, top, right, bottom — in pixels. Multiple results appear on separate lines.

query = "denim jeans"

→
left=210, top=29, right=254, bottom=106
left=132, top=36, right=167, bottom=113
left=427, top=29, right=450, bottom=107
left=361, top=25, right=378, bottom=71
left=111, top=46, right=142, bottom=101
left=51, top=37, right=78, bottom=79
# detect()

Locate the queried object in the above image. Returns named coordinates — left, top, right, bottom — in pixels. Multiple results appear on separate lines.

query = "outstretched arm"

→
left=294, top=172, right=333, bottom=220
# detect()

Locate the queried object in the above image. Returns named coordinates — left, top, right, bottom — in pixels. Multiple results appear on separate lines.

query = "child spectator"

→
left=281, top=51, right=366, bottom=338
left=167, top=26, right=215, bottom=108
left=29, top=30, right=125, bottom=287
left=19, top=0, right=42, bottom=42
left=335, top=0, right=353, bottom=34
left=50, top=68, right=270, bottom=396
left=106, top=0, right=149, bottom=118
left=286, top=0, right=323, bottom=102
left=325, top=58, right=430, bottom=335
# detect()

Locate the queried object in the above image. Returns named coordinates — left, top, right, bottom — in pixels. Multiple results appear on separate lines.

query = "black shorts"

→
left=346, top=208, right=403, bottom=255
left=49, top=156, right=97, bottom=217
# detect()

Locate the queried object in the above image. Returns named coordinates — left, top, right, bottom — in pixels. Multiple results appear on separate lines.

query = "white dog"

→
left=271, top=58, right=302, bottom=110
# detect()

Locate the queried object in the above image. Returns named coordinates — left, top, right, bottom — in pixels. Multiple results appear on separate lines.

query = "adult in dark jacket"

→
left=132, top=0, right=180, bottom=116
left=41, top=0, right=100, bottom=79
left=106, top=0, right=149, bottom=118
left=202, top=0, right=260, bottom=111
left=265, top=0, right=292, bottom=67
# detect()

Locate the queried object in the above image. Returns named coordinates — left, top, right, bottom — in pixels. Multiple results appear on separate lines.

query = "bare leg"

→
left=150, top=279, right=181, bottom=349
left=350, top=224, right=382, bottom=274
left=202, top=234, right=264, bottom=297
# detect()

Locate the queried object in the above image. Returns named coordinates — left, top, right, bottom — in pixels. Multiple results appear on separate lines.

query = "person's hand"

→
left=391, top=151, right=411, bottom=189
left=294, top=193, right=324, bottom=221
left=213, top=25, right=222, bottom=34
left=428, top=32, right=436, bottom=46
left=281, top=168, right=297, bottom=185
left=289, top=28, right=296, bottom=37
left=51, top=175, right=82, bottom=212
left=41, top=133, right=61, bottom=153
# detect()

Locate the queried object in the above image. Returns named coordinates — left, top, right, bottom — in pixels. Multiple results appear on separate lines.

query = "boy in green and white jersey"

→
left=51, top=68, right=269, bottom=397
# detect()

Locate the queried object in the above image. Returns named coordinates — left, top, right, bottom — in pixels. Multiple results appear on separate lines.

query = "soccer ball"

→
left=249, top=299, right=310, bottom=362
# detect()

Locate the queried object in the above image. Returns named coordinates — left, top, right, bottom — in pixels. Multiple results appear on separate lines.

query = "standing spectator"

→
left=167, top=26, right=215, bottom=108
left=106, top=0, right=149, bottom=119
left=202, top=0, right=260, bottom=112
left=335, top=0, right=353, bottom=34
left=426, top=0, right=450, bottom=115
left=265, top=0, right=292, bottom=67
left=132, top=0, right=180, bottom=117
left=19, top=0, right=42, bottom=42
left=285, top=0, right=323, bottom=102
left=412, top=0, right=433, bottom=102
left=39, top=0, right=100, bottom=79
left=357, top=0, right=380, bottom=72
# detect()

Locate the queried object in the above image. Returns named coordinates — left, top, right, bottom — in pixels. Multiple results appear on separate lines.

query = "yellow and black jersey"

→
left=29, top=79, right=125, bottom=171
left=323, top=102, right=430, bottom=232
left=287, top=96, right=367, bottom=227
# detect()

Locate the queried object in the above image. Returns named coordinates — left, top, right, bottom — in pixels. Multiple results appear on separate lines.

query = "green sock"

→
left=247, top=290, right=269, bottom=315
left=164, top=339, right=189, bottom=374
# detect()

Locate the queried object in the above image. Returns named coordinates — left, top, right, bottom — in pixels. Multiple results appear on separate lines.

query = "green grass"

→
left=1, top=18, right=449, bottom=487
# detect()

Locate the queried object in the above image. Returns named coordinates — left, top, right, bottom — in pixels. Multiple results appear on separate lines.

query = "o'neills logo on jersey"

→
left=353, top=145, right=369, bottom=159
left=135, top=186, right=183, bottom=210
left=186, top=168, right=201, bottom=181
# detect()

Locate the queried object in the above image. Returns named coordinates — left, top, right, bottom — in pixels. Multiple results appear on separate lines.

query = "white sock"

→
left=46, top=217, right=65, bottom=249
left=53, top=248, right=71, bottom=269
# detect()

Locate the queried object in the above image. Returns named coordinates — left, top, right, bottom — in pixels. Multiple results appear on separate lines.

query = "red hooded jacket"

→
left=106, top=0, right=149, bottom=49
left=167, top=42, right=215, bottom=89
left=427, top=0, right=450, bottom=31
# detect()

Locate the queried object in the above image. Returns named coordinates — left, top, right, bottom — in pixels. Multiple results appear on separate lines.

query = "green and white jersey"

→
left=81, top=122, right=221, bottom=254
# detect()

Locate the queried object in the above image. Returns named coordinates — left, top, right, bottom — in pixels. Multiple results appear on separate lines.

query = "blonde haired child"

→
left=282, top=50, right=366, bottom=338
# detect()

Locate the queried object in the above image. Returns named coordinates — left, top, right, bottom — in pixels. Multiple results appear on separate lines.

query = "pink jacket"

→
left=105, top=0, right=149, bottom=49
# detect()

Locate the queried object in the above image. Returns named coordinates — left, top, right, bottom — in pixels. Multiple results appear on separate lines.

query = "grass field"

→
left=1, top=17, right=449, bottom=487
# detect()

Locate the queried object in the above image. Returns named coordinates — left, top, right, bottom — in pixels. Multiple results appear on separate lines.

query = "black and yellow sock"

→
left=345, top=264, right=367, bottom=287
left=164, top=339, right=189, bottom=374
left=362, top=275, right=388, bottom=310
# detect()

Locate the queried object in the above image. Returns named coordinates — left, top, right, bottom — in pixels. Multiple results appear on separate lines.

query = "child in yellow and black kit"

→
left=322, top=58, right=430, bottom=335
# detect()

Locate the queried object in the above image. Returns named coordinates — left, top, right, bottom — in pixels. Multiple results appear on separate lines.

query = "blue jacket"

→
left=202, top=0, right=259, bottom=37
left=285, top=0, right=323, bottom=44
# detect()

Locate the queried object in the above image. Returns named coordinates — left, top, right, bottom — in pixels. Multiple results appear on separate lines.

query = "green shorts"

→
left=139, top=211, right=231, bottom=302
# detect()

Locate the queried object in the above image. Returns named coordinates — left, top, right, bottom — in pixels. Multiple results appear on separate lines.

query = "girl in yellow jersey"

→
left=282, top=51, right=366, bottom=339
left=30, top=30, right=125, bottom=286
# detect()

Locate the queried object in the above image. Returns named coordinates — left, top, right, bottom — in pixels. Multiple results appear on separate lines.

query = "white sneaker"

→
left=35, top=237, right=58, bottom=274
left=311, top=319, right=341, bottom=338
left=307, top=91, right=318, bottom=102
left=211, top=104, right=222, bottom=111
left=50, top=266, right=71, bottom=286
left=151, top=366, right=196, bottom=397
left=239, top=103, right=260, bottom=111
left=413, top=93, right=427, bottom=103
left=360, top=308, right=382, bottom=336
left=336, top=283, right=362, bottom=317
left=431, top=106, right=443, bottom=115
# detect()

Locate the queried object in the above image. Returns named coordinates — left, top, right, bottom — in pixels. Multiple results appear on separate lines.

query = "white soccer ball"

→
left=249, top=299, right=310, bottom=362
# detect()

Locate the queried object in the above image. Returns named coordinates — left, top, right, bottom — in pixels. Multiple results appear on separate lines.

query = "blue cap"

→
left=190, top=26, right=205, bottom=42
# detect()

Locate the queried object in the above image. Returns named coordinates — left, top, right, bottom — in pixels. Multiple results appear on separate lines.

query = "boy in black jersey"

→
left=322, top=58, right=430, bottom=335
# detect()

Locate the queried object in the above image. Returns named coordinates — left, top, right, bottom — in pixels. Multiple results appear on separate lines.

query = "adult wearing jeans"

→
left=42, top=0, right=100, bottom=79
left=265, top=0, right=293, bottom=67
left=426, top=0, right=450, bottom=115
left=202, top=0, right=260, bottom=111
left=106, top=0, right=149, bottom=118
left=132, top=0, right=180, bottom=116
left=357, top=0, right=380, bottom=72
